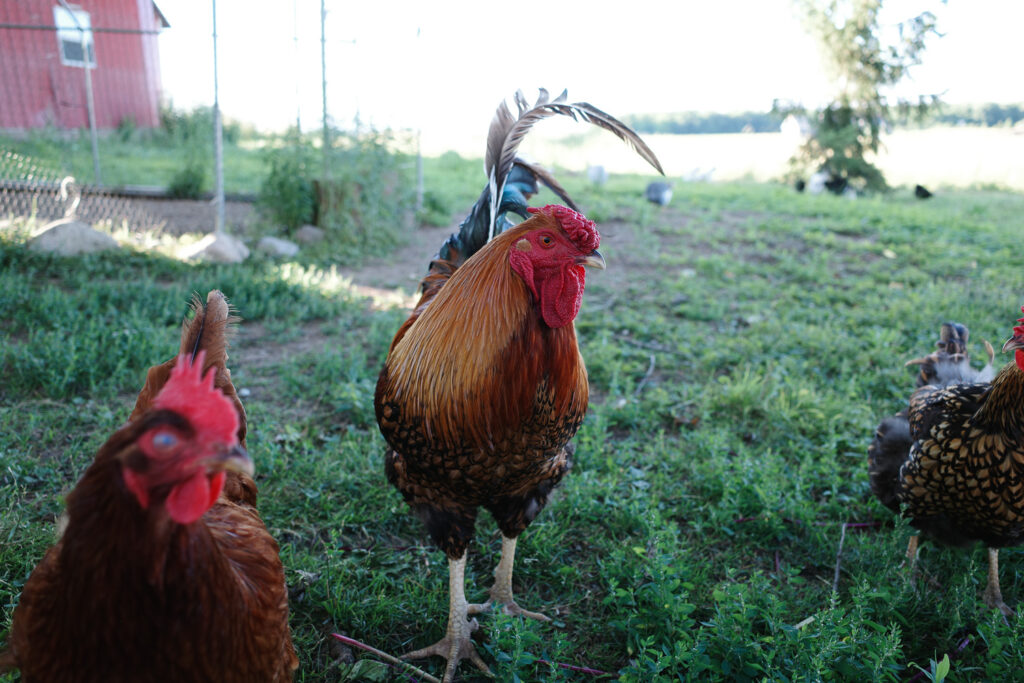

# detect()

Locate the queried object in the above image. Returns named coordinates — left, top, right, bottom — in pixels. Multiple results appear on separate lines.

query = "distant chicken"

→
left=374, top=89, right=662, bottom=682
left=0, top=291, right=298, bottom=682
left=868, top=312, right=1024, bottom=615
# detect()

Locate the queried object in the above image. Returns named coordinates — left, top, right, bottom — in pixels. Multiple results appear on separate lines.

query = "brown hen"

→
left=0, top=291, right=297, bottom=682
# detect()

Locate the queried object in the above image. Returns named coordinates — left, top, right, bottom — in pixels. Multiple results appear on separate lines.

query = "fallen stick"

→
left=832, top=522, right=848, bottom=599
left=538, top=658, right=615, bottom=677
left=331, top=633, right=441, bottom=683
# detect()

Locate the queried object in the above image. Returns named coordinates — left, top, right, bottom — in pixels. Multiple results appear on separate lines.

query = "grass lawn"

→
left=2, top=174, right=1024, bottom=681
left=0, top=131, right=267, bottom=194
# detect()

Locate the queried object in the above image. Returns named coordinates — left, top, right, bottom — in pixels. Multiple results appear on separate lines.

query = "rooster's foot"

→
left=468, top=597, right=551, bottom=622
left=407, top=553, right=492, bottom=682
left=402, top=617, right=489, bottom=683
left=468, top=534, right=551, bottom=622
left=983, top=547, right=1015, bottom=624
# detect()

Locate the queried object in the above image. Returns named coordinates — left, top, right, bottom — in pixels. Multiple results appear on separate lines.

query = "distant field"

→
left=425, top=124, right=1024, bottom=192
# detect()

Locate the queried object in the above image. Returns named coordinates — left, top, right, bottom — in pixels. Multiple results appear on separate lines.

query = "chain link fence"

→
left=0, top=150, right=163, bottom=230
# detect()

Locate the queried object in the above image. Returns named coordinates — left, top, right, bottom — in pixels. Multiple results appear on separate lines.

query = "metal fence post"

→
left=57, top=0, right=101, bottom=185
left=212, top=0, right=224, bottom=235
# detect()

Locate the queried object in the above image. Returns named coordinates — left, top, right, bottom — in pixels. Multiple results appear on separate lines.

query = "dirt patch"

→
left=112, top=197, right=681, bottom=299
left=340, top=222, right=454, bottom=293
left=130, top=198, right=257, bottom=236
left=232, top=321, right=337, bottom=372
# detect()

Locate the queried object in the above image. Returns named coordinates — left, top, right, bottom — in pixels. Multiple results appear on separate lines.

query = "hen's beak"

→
left=204, top=444, right=254, bottom=476
left=578, top=249, right=606, bottom=270
left=1002, top=335, right=1024, bottom=353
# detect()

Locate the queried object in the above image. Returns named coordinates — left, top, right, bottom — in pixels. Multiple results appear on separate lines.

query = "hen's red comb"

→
left=153, top=351, right=239, bottom=447
left=1014, top=305, right=1024, bottom=338
left=528, top=204, right=600, bottom=252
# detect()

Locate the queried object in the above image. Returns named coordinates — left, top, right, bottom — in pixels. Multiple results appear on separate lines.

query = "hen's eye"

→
left=152, top=431, right=178, bottom=450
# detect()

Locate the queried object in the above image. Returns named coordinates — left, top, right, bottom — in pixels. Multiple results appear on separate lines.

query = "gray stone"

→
left=257, top=235, right=300, bottom=257
left=294, top=224, right=325, bottom=244
left=645, top=182, right=673, bottom=206
left=179, top=232, right=250, bottom=263
left=28, top=220, right=119, bottom=256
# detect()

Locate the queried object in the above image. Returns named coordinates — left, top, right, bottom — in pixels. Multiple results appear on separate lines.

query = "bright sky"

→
left=157, top=0, right=1023, bottom=144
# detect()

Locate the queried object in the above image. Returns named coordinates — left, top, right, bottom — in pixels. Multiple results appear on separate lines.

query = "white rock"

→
left=807, top=171, right=829, bottom=195
left=294, top=224, right=325, bottom=244
left=257, top=235, right=300, bottom=257
left=587, top=165, right=608, bottom=186
left=28, top=220, right=118, bottom=256
left=645, top=181, right=673, bottom=206
left=179, top=232, right=250, bottom=263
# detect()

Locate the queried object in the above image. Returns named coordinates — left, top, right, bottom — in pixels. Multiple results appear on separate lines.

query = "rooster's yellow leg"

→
left=905, top=535, right=919, bottom=570
left=982, top=547, right=1015, bottom=618
left=403, top=553, right=490, bottom=683
left=468, top=535, right=551, bottom=621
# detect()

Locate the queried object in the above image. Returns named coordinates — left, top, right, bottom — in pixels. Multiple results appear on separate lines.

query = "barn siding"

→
left=0, top=0, right=165, bottom=130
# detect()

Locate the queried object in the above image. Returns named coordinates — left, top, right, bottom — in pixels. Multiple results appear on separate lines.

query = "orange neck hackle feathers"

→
left=385, top=215, right=593, bottom=451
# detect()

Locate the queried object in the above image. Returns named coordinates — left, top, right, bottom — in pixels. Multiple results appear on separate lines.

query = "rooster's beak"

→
left=204, top=444, right=254, bottom=477
left=1002, top=336, right=1024, bottom=353
left=578, top=249, right=606, bottom=270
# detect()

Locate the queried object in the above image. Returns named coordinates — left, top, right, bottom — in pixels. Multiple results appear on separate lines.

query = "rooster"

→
left=0, top=291, right=298, bottom=682
left=374, top=89, right=662, bottom=682
left=868, top=311, right=1024, bottom=616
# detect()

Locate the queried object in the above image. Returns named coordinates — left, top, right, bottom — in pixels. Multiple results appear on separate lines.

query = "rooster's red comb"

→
left=527, top=204, right=599, bottom=252
left=1015, top=305, right=1024, bottom=338
left=153, top=351, right=239, bottom=446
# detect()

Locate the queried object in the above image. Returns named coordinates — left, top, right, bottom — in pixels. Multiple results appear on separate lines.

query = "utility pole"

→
left=58, top=0, right=101, bottom=185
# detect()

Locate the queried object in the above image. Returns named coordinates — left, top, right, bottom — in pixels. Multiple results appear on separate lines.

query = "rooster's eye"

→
left=539, top=235, right=553, bottom=247
left=152, top=431, right=178, bottom=451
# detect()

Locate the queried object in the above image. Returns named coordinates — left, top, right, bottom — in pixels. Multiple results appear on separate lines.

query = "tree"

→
left=777, top=0, right=942, bottom=193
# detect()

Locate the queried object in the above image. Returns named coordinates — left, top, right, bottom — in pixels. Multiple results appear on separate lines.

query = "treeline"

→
left=623, top=111, right=781, bottom=135
left=911, top=102, right=1024, bottom=128
left=624, top=103, right=1024, bottom=135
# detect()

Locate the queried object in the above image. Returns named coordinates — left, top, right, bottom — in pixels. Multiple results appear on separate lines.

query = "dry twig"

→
left=331, top=633, right=441, bottom=683
left=634, top=354, right=657, bottom=396
left=832, top=522, right=848, bottom=600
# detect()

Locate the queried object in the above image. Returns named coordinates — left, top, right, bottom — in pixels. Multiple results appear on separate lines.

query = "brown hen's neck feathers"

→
left=62, top=420, right=232, bottom=591
left=974, top=361, right=1024, bottom=436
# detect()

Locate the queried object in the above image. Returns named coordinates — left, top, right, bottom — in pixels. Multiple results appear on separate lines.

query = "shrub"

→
left=257, top=143, right=315, bottom=233
left=167, top=154, right=207, bottom=199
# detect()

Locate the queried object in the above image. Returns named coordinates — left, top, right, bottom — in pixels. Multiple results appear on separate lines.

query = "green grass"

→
left=3, top=175, right=1024, bottom=681
left=0, top=130, right=267, bottom=194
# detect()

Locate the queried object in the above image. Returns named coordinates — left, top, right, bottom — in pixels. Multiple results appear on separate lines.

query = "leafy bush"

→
left=157, top=103, right=240, bottom=147
left=167, top=156, right=207, bottom=199
left=314, top=129, right=415, bottom=256
left=257, top=143, right=315, bottom=233
left=116, top=116, right=136, bottom=143
left=253, top=128, right=415, bottom=260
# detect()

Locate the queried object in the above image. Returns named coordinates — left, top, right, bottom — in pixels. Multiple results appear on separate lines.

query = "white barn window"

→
left=53, top=5, right=96, bottom=68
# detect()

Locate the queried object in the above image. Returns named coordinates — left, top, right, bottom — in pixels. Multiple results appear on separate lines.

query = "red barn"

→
left=0, top=0, right=168, bottom=131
